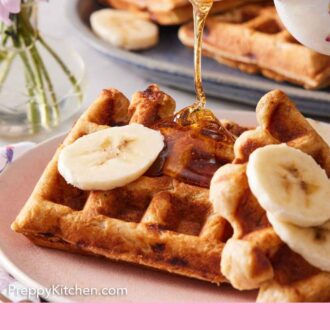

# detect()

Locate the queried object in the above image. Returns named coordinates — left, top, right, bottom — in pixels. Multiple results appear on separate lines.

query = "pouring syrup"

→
left=174, top=0, right=231, bottom=128
left=147, top=0, right=236, bottom=187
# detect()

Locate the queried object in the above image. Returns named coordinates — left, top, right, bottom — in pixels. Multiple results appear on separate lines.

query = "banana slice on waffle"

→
left=247, top=143, right=330, bottom=273
left=211, top=89, right=330, bottom=302
left=247, top=144, right=330, bottom=228
left=268, top=213, right=330, bottom=272
left=58, top=124, right=164, bottom=191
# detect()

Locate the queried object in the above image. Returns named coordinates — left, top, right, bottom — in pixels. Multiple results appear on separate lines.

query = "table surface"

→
left=35, top=0, right=253, bottom=143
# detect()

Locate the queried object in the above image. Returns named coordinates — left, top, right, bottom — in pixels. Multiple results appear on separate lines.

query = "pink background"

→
left=0, top=304, right=327, bottom=329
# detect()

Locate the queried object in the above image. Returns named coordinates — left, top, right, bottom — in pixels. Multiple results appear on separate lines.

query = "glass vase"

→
left=0, top=0, right=84, bottom=142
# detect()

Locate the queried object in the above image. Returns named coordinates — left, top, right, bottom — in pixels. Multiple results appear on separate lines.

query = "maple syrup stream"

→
left=147, top=0, right=236, bottom=187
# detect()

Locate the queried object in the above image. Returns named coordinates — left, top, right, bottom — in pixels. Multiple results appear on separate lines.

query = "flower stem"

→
left=38, top=35, right=83, bottom=102
left=28, top=46, right=52, bottom=128
left=0, top=52, right=15, bottom=86
left=20, top=12, right=61, bottom=126
left=18, top=48, right=40, bottom=133
left=18, top=33, right=51, bottom=128
left=31, top=44, right=60, bottom=125
left=11, top=33, right=40, bottom=132
left=18, top=10, right=52, bottom=129
left=24, top=67, right=40, bottom=134
left=0, top=2, right=83, bottom=133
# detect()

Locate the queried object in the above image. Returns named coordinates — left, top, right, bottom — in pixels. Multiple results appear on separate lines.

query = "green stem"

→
left=20, top=38, right=50, bottom=128
left=1, top=35, right=9, bottom=49
left=20, top=12, right=60, bottom=126
left=11, top=34, right=40, bottom=132
left=27, top=43, right=52, bottom=128
left=22, top=10, right=82, bottom=103
left=14, top=6, right=40, bottom=133
left=18, top=16, right=51, bottom=128
left=0, top=52, right=16, bottom=86
left=32, top=44, right=60, bottom=125
left=38, top=35, right=83, bottom=102
left=19, top=50, right=40, bottom=133
left=24, top=67, right=40, bottom=134
left=6, top=10, right=48, bottom=131
left=2, top=4, right=83, bottom=131
left=0, top=23, right=7, bottom=47
left=0, top=26, right=10, bottom=62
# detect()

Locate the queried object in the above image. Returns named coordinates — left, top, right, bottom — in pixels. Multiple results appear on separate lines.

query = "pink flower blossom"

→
left=0, top=0, right=21, bottom=25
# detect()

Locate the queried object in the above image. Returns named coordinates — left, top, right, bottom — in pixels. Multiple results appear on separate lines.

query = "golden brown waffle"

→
left=99, top=0, right=266, bottom=25
left=211, top=90, right=330, bottom=302
left=11, top=84, right=238, bottom=284
left=179, top=4, right=330, bottom=89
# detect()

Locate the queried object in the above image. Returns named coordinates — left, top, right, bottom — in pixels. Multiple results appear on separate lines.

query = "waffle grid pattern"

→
left=214, top=90, right=330, bottom=302
left=12, top=85, right=234, bottom=284
left=179, top=4, right=330, bottom=89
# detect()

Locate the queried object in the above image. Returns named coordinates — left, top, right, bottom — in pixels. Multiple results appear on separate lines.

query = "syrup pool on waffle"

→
left=146, top=116, right=236, bottom=188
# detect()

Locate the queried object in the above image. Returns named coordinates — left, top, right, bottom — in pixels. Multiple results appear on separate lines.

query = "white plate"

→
left=0, top=110, right=258, bottom=302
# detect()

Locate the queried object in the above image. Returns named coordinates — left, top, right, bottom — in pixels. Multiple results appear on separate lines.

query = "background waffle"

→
left=99, top=0, right=266, bottom=25
left=212, top=90, right=330, bottom=302
left=179, top=4, right=330, bottom=89
left=11, top=84, right=237, bottom=285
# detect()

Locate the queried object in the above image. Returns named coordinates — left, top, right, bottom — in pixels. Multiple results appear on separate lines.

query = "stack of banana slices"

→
left=246, top=143, right=330, bottom=272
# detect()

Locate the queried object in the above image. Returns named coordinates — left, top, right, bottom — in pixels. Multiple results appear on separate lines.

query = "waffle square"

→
left=212, top=89, right=330, bottom=302
left=11, top=85, right=237, bottom=284
left=179, top=4, right=330, bottom=89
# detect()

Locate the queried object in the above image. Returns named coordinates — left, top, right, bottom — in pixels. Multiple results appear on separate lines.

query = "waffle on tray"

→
left=11, top=84, right=241, bottom=285
left=99, top=0, right=266, bottom=25
left=179, top=4, right=330, bottom=89
left=211, top=89, right=330, bottom=302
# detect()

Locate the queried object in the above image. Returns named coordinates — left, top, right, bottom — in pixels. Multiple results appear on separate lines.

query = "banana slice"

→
left=268, top=212, right=330, bottom=272
left=308, top=119, right=330, bottom=147
left=247, top=144, right=330, bottom=227
left=58, top=124, right=164, bottom=191
left=90, top=9, right=159, bottom=50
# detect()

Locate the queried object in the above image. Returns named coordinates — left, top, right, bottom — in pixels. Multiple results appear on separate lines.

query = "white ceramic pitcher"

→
left=274, top=0, right=330, bottom=55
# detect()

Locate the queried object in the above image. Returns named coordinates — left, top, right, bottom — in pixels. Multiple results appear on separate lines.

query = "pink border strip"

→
left=0, top=304, right=327, bottom=329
